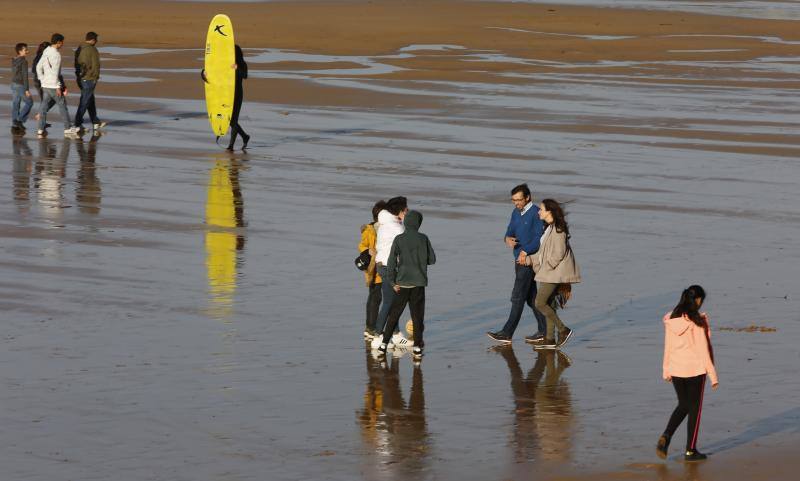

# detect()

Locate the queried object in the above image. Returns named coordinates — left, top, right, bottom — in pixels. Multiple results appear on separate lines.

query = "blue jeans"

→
left=38, top=88, right=71, bottom=131
left=375, top=265, right=401, bottom=336
left=74, top=79, right=99, bottom=126
left=500, top=263, right=546, bottom=337
left=11, top=83, right=33, bottom=123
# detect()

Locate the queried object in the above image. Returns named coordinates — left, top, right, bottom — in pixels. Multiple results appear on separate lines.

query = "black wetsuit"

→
left=228, top=46, right=249, bottom=149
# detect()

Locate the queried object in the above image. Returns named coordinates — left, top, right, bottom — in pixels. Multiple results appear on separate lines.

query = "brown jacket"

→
left=528, top=226, right=581, bottom=284
left=358, top=223, right=382, bottom=286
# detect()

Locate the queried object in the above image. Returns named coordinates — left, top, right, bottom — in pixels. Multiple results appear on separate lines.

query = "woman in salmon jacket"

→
left=658, top=285, right=719, bottom=462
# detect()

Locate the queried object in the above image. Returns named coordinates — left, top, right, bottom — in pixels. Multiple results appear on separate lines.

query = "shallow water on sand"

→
left=2, top=38, right=800, bottom=481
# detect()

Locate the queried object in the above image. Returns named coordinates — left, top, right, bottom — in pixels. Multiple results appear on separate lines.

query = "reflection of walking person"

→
left=527, top=199, right=581, bottom=349
left=227, top=45, right=250, bottom=151
left=657, top=285, right=718, bottom=462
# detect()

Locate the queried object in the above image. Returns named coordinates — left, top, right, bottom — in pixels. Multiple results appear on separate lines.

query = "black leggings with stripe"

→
left=664, top=374, right=706, bottom=451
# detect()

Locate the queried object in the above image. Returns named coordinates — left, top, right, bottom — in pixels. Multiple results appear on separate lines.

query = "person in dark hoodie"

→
left=378, top=210, right=436, bottom=358
left=31, top=41, right=50, bottom=103
left=11, top=43, right=34, bottom=130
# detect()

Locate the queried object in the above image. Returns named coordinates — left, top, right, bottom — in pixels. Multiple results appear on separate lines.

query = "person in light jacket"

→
left=657, top=285, right=718, bottom=462
left=370, top=196, right=410, bottom=348
left=526, top=199, right=580, bottom=349
left=36, top=33, right=78, bottom=138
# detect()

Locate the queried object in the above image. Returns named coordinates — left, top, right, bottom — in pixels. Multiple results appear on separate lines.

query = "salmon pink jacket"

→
left=662, top=312, right=718, bottom=385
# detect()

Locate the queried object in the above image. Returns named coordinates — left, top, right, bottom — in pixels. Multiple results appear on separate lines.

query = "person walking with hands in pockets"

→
left=657, top=285, right=718, bottom=462
left=527, top=199, right=580, bottom=350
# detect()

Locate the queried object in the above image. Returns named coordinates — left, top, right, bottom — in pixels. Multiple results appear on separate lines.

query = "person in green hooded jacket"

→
left=378, top=210, right=436, bottom=357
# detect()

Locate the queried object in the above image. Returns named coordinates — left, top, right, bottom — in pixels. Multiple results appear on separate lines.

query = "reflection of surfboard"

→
left=206, top=160, right=242, bottom=320
left=204, top=14, right=236, bottom=137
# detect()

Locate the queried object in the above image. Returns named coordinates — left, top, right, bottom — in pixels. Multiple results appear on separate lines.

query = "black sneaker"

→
left=413, top=346, right=423, bottom=358
left=684, top=450, right=707, bottom=462
left=524, top=332, right=544, bottom=344
left=487, top=331, right=512, bottom=343
left=656, top=434, right=670, bottom=459
left=242, top=133, right=250, bottom=150
left=532, top=338, right=557, bottom=349
left=557, top=327, right=573, bottom=347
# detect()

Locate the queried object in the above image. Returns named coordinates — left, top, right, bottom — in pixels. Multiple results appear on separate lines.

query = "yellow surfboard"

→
left=204, top=14, right=236, bottom=137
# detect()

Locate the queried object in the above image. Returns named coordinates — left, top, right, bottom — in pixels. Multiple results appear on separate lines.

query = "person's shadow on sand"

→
left=703, top=406, right=800, bottom=454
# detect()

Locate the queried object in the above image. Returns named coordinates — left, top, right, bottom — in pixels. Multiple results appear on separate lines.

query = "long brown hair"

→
left=541, top=198, right=570, bottom=238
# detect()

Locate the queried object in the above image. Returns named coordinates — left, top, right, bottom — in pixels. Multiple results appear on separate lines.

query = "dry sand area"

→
left=1, top=1, right=799, bottom=480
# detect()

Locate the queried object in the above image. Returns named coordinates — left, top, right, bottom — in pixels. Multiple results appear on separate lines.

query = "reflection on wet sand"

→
left=75, top=135, right=103, bottom=215
left=11, top=137, right=33, bottom=212
left=205, top=158, right=246, bottom=322
left=34, top=138, right=69, bottom=224
left=357, top=348, right=429, bottom=479
left=494, top=346, right=573, bottom=464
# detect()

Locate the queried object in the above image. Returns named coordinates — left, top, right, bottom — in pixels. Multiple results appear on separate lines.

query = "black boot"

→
left=684, top=449, right=707, bottom=462
left=656, top=434, right=670, bottom=459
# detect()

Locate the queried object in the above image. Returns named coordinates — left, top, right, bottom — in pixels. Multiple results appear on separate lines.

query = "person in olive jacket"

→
left=378, top=210, right=436, bottom=357
left=74, top=31, right=106, bottom=132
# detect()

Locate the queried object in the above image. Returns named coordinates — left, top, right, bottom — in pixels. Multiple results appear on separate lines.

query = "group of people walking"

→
left=356, top=184, right=719, bottom=462
left=486, top=183, right=581, bottom=350
left=357, top=196, right=436, bottom=360
left=9, top=32, right=106, bottom=139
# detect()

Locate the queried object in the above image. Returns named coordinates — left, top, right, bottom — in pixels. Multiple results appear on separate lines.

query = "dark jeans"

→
left=74, top=79, right=99, bottom=126
left=375, top=265, right=400, bottom=335
left=501, top=263, right=546, bottom=337
left=11, top=83, right=33, bottom=123
left=664, top=374, right=706, bottom=451
left=382, top=286, right=425, bottom=347
left=365, top=282, right=382, bottom=332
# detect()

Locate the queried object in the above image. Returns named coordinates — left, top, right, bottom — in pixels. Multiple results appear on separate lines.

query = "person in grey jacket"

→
left=526, top=199, right=581, bottom=349
left=10, top=43, right=33, bottom=130
left=378, top=210, right=436, bottom=357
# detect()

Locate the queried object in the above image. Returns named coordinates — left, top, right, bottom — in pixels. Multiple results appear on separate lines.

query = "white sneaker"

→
left=93, top=121, right=107, bottom=130
left=393, top=346, right=411, bottom=358
left=37, top=130, right=47, bottom=139
left=64, top=127, right=80, bottom=136
left=370, top=335, right=384, bottom=350
left=391, top=332, right=413, bottom=348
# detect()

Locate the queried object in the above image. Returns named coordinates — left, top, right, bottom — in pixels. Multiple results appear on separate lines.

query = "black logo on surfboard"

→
left=214, top=25, right=227, bottom=36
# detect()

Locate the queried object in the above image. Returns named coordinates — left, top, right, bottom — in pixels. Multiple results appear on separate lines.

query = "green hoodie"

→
left=386, top=210, right=436, bottom=287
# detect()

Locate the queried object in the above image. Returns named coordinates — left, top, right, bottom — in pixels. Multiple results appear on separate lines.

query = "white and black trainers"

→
left=532, top=338, right=557, bottom=350
left=93, top=121, right=107, bottom=131
left=389, top=332, right=413, bottom=349
left=412, top=346, right=423, bottom=358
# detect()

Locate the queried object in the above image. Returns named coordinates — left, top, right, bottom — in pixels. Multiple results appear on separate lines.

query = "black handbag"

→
left=355, top=249, right=371, bottom=271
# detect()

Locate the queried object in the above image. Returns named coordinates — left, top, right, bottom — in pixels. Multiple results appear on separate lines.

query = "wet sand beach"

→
left=1, top=1, right=799, bottom=480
